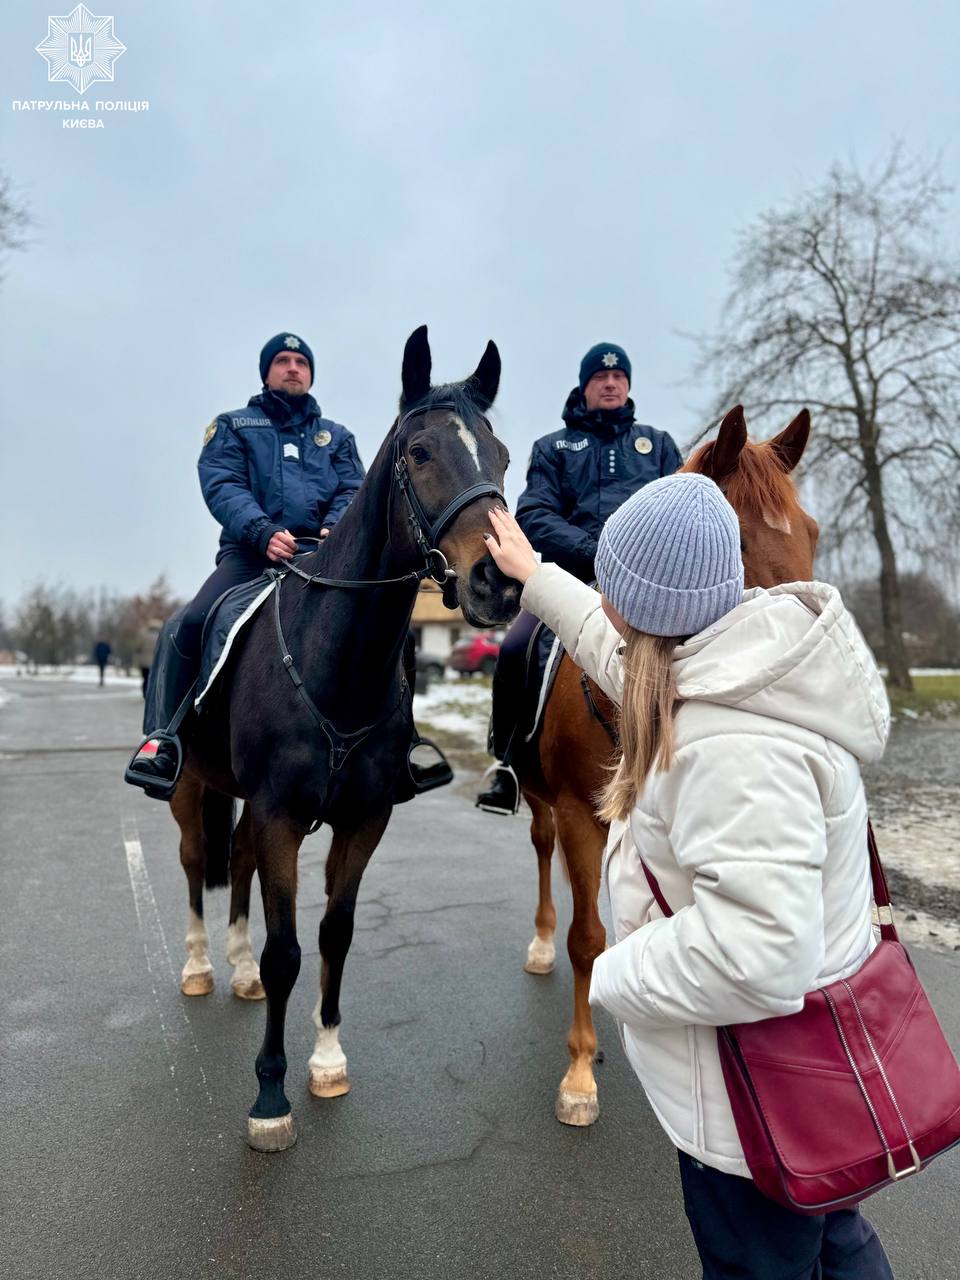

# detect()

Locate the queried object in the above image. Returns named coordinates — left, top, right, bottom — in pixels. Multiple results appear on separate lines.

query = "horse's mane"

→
left=683, top=438, right=799, bottom=522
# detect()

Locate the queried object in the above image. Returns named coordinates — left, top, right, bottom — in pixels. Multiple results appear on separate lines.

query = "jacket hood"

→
left=561, top=387, right=636, bottom=434
left=671, top=582, right=890, bottom=763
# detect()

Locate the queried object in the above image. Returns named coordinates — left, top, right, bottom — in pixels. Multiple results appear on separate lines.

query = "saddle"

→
left=520, top=621, right=565, bottom=748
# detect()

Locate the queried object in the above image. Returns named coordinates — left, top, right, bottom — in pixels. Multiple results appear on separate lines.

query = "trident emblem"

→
left=70, top=34, right=93, bottom=66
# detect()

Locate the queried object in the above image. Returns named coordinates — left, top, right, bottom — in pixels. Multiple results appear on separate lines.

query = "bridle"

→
left=282, top=401, right=506, bottom=589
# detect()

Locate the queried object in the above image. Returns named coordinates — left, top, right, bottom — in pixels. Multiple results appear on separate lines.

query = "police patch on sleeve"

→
left=203, top=419, right=218, bottom=447
left=314, top=429, right=332, bottom=448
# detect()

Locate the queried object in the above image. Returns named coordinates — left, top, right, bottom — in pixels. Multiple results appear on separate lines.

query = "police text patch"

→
left=554, top=438, right=589, bottom=452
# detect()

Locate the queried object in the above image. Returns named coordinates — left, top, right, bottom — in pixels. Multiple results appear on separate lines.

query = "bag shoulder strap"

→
left=639, top=819, right=899, bottom=942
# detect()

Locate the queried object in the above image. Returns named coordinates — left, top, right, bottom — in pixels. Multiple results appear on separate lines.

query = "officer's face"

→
left=266, top=351, right=312, bottom=395
left=583, top=368, right=629, bottom=411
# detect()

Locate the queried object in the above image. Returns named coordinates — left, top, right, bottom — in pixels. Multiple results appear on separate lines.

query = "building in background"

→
left=411, top=581, right=465, bottom=659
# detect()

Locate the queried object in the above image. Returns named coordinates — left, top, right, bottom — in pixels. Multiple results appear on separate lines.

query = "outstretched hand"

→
left=484, top=508, right=539, bottom=584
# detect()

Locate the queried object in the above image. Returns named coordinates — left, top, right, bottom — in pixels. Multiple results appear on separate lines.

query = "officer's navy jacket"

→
left=198, top=390, right=365, bottom=560
left=515, top=390, right=683, bottom=582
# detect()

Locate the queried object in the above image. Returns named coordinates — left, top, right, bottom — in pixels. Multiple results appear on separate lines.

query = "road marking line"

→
left=121, top=810, right=215, bottom=1109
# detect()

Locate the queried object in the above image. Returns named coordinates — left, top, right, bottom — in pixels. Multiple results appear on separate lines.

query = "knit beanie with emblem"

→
left=579, top=342, right=632, bottom=392
left=595, top=473, right=744, bottom=637
left=259, top=333, right=315, bottom=386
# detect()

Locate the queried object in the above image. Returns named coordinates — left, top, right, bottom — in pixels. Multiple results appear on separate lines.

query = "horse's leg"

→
left=247, top=813, right=305, bottom=1152
left=169, top=772, right=214, bottom=996
left=226, top=803, right=265, bottom=1001
left=523, top=792, right=557, bottom=975
left=554, top=796, right=606, bottom=1127
left=309, top=808, right=390, bottom=1099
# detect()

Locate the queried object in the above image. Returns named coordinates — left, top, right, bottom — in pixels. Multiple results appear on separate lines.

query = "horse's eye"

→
left=410, top=445, right=430, bottom=465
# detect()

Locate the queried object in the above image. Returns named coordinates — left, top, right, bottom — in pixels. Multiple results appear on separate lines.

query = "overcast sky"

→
left=1, top=0, right=957, bottom=605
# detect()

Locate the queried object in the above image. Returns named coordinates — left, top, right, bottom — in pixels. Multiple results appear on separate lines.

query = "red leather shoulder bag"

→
left=641, top=823, right=960, bottom=1214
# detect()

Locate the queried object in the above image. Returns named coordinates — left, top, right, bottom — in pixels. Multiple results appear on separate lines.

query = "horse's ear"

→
left=703, top=404, right=747, bottom=483
left=768, top=408, right=811, bottom=473
left=401, top=325, right=432, bottom=407
left=467, top=340, right=501, bottom=410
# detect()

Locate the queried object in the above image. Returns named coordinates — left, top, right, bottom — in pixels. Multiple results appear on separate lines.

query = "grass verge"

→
left=887, top=674, right=960, bottom=720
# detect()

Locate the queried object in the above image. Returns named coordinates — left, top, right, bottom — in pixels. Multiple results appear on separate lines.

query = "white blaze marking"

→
left=453, top=416, right=481, bottom=472
left=764, top=510, right=792, bottom=535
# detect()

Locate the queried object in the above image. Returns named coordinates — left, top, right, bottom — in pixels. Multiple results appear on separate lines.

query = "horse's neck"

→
left=282, top=448, right=419, bottom=709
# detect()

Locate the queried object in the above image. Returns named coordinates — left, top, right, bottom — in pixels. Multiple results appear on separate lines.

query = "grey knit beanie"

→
left=595, top=473, right=744, bottom=636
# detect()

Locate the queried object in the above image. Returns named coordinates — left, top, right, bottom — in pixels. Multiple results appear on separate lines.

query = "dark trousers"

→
left=174, top=551, right=269, bottom=658
left=489, top=610, right=539, bottom=760
left=678, top=1152, right=894, bottom=1279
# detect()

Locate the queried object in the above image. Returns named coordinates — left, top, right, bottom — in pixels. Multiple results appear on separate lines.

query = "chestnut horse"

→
left=517, top=404, right=819, bottom=1126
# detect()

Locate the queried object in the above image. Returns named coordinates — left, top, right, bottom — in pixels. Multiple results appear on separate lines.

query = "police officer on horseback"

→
left=126, top=332, right=365, bottom=794
left=476, top=342, right=683, bottom=814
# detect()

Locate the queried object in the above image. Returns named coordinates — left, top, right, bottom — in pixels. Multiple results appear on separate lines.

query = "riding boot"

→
left=475, top=646, right=523, bottom=814
left=124, top=633, right=198, bottom=799
left=475, top=761, right=520, bottom=816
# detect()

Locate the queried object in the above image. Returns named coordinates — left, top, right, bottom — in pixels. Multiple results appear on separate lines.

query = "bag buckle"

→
left=887, top=1142, right=920, bottom=1181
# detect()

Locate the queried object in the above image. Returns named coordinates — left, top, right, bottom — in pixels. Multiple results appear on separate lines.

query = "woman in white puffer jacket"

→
left=484, top=474, right=894, bottom=1280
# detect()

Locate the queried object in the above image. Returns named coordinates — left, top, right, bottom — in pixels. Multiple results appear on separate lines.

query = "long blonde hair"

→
left=598, top=628, right=681, bottom=823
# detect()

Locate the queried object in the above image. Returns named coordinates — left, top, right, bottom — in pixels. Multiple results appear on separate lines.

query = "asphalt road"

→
left=2, top=677, right=958, bottom=1280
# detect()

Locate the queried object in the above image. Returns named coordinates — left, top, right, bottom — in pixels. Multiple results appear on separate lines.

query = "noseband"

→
left=283, top=401, right=506, bottom=590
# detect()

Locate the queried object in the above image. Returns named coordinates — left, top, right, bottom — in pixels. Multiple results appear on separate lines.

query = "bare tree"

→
left=694, top=149, right=960, bottom=689
left=0, top=169, right=31, bottom=282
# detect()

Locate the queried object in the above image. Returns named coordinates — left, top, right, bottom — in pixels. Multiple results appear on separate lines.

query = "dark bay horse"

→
left=517, top=405, right=819, bottom=1126
left=169, top=326, right=519, bottom=1150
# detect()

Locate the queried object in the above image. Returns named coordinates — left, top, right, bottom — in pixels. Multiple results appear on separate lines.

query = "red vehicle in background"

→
left=448, top=631, right=503, bottom=677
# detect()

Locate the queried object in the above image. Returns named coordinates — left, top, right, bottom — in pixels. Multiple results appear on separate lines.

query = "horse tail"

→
left=202, top=787, right=236, bottom=890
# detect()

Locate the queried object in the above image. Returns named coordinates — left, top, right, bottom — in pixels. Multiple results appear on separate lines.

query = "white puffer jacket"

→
left=521, top=564, right=891, bottom=1177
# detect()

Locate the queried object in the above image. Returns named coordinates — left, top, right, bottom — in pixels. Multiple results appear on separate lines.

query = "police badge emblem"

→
left=634, top=436, right=653, bottom=454
left=314, top=429, right=332, bottom=447
left=203, top=419, right=218, bottom=446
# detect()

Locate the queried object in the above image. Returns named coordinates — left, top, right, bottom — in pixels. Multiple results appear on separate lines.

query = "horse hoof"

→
left=231, top=975, right=266, bottom=1001
left=181, top=969, right=214, bottom=996
left=555, top=1088, right=599, bottom=1127
left=524, top=935, right=556, bottom=975
left=308, top=1066, right=351, bottom=1099
left=247, top=1112, right=297, bottom=1152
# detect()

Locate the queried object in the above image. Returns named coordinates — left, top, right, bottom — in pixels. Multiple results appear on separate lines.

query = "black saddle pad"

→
left=195, top=574, right=277, bottom=707
left=521, top=621, right=564, bottom=746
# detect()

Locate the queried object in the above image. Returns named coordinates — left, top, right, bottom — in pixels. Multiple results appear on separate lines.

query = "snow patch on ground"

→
left=415, top=677, right=491, bottom=737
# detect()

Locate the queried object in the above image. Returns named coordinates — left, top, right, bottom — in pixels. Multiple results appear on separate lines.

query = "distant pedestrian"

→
left=93, top=639, right=112, bottom=687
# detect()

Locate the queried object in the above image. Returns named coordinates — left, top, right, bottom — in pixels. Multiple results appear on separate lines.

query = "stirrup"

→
left=124, top=732, right=183, bottom=801
left=407, top=733, right=454, bottom=794
left=475, top=763, right=521, bottom=816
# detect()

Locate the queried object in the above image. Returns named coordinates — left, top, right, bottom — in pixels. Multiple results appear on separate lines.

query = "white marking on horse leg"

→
left=227, top=915, right=264, bottom=1000
left=453, top=417, right=482, bottom=472
left=524, top=932, right=556, bottom=975
left=181, top=908, right=214, bottom=994
left=308, top=1000, right=350, bottom=1097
